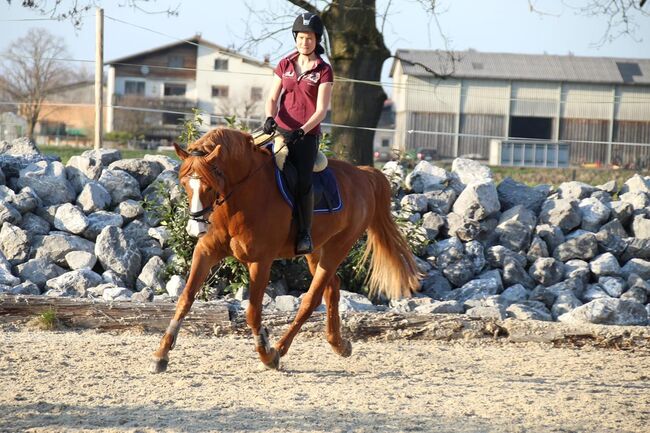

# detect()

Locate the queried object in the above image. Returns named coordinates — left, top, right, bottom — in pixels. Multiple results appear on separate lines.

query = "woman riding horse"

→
left=263, top=12, right=333, bottom=255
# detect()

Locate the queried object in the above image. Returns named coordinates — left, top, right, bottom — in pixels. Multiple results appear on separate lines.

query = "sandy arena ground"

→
left=0, top=324, right=649, bottom=433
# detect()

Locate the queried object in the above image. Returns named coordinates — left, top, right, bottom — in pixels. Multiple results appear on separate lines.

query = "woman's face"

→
left=295, top=31, right=317, bottom=55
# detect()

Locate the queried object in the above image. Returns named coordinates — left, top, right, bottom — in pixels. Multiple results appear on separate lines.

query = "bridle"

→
left=185, top=135, right=286, bottom=226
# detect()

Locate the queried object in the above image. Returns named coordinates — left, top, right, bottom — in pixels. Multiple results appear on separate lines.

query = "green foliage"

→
left=178, top=108, right=204, bottom=144
left=224, top=114, right=251, bottom=132
left=142, top=182, right=195, bottom=284
left=336, top=236, right=370, bottom=295
left=319, top=132, right=337, bottom=158
left=395, top=215, right=430, bottom=257
left=37, top=308, right=58, bottom=330
left=104, top=130, right=142, bottom=144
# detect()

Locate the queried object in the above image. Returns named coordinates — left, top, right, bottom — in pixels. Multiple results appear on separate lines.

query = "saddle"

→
left=252, top=130, right=342, bottom=213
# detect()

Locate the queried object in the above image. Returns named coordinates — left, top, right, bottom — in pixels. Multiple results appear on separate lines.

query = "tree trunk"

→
left=322, top=0, right=390, bottom=166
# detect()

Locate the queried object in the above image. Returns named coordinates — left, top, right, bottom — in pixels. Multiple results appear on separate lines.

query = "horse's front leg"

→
left=150, top=243, right=224, bottom=373
left=245, top=260, right=280, bottom=370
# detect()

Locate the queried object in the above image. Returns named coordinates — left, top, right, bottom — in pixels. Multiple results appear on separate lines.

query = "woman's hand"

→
left=286, top=128, right=305, bottom=144
left=263, top=117, right=277, bottom=135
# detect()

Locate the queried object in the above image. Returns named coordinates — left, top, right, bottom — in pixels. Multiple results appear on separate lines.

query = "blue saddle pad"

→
left=274, top=165, right=343, bottom=213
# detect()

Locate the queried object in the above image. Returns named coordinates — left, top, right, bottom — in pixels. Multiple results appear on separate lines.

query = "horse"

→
left=150, top=127, right=420, bottom=373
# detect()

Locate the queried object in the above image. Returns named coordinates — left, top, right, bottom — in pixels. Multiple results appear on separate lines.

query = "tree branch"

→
left=285, top=0, right=321, bottom=14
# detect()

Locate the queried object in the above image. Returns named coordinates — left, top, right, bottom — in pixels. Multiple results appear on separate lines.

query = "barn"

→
left=390, top=50, right=650, bottom=168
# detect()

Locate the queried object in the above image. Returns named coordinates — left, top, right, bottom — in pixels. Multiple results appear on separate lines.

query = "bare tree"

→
left=5, top=0, right=179, bottom=27
left=0, top=28, right=72, bottom=139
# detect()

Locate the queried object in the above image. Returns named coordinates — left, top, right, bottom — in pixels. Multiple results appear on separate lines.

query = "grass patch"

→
left=35, top=308, right=59, bottom=330
left=40, top=146, right=179, bottom=165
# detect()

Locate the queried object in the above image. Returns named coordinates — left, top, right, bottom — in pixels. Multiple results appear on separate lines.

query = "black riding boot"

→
left=295, top=188, right=314, bottom=255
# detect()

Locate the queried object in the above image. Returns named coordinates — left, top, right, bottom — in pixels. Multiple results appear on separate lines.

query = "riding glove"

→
left=263, top=117, right=277, bottom=135
left=286, top=128, right=305, bottom=144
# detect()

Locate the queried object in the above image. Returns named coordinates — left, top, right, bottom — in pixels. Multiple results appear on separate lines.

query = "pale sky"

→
left=1, top=0, right=649, bottom=88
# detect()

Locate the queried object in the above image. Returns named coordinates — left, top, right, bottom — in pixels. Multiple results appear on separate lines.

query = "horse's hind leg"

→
left=323, top=274, right=352, bottom=357
left=274, top=247, right=350, bottom=358
left=150, top=245, right=223, bottom=373
left=246, top=260, right=281, bottom=370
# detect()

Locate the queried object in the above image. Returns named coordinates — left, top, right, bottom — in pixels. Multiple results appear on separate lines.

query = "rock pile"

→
left=0, top=137, right=649, bottom=327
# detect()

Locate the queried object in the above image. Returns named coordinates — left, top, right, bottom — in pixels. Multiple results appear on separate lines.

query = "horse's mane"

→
left=179, top=127, right=267, bottom=191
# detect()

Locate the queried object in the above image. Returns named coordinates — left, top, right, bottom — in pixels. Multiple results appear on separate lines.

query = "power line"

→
left=2, top=100, right=649, bottom=149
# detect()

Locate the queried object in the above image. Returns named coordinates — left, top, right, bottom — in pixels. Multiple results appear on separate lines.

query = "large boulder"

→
left=553, top=233, right=598, bottom=262
left=0, top=222, right=30, bottom=265
left=32, top=232, right=95, bottom=266
left=136, top=256, right=166, bottom=293
left=83, top=211, right=124, bottom=241
left=578, top=197, right=610, bottom=232
left=65, top=155, right=103, bottom=194
left=44, top=268, right=103, bottom=297
left=558, top=298, right=648, bottom=326
left=107, top=158, right=164, bottom=189
left=452, top=180, right=500, bottom=221
left=95, top=226, right=142, bottom=288
left=497, top=177, right=549, bottom=214
left=53, top=203, right=89, bottom=235
left=98, top=169, right=141, bottom=207
left=450, top=158, right=493, bottom=192
left=538, top=199, right=581, bottom=233
left=15, top=160, right=76, bottom=206
left=528, top=257, right=564, bottom=287
left=76, top=181, right=112, bottom=214
left=16, top=257, right=66, bottom=289
left=81, top=148, right=122, bottom=166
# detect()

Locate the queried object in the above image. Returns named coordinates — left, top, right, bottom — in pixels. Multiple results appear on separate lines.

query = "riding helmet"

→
left=292, top=12, right=324, bottom=41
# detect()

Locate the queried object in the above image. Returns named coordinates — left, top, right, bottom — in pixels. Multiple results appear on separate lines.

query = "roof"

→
left=391, top=49, right=650, bottom=85
left=106, top=36, right=273, bottom=69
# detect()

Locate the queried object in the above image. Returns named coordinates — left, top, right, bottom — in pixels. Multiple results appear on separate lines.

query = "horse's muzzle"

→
left=186, top=220, right=208, bottom=237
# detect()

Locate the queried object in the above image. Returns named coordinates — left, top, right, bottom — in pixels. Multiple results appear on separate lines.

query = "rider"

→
left=263, top=12, right=334, bottom=255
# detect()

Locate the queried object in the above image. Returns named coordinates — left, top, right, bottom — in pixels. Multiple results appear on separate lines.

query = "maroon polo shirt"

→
left=274, top=51, right=333, bottom=136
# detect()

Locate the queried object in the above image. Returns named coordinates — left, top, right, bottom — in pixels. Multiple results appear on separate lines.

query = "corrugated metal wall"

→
left=511, top=82, right=558, bottom=117
left=459, top=114, right=505, bottom=158
left=461, top=80, right=509, bottom=114
left=560, top=118, right=609, bottom=164
left=613, top=121, right=650, bottom=165
left=406, top=112, right=455, bottom=157
left=405, top=76, right=460, bottom=112
left=561, top=84, right=611, bottom=120
left=616, top=86, right=650, bottom=121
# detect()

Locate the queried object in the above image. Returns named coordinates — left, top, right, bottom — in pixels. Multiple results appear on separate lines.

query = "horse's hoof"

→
left=333, top=339, right=353, bottom=358
left=262, top=348, right=281, bottom=370
left=150, top=357, right=169, bottom=374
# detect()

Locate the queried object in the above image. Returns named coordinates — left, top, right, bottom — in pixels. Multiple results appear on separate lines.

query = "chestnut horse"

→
left=150, top=127, right=419, bottom=373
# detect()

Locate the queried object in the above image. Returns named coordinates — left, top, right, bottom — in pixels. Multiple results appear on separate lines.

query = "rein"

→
left=187, top=138, right=287, bottom=222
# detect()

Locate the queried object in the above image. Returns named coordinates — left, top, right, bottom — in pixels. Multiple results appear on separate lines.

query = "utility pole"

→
left=94, top=7, right=104, bottom=150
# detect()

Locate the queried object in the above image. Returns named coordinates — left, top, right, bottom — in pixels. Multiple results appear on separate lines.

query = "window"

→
left=164, top=83, right=186, bottom=96
left=162, top=112, right=185, bottom=125
left=250, top=86, right=263, bottom=101
left=124, top=80, right=145, bottom=95
left=168, top=56, right=184, bottom=68
left=212, top=86, right=229, bottom=98
left=381, top=138, right=390, bottom=148
left=214, top=58, right=229, bottom=70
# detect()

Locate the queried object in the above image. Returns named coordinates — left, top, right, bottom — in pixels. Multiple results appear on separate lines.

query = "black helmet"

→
left=292, top=12, right=324, bottom=41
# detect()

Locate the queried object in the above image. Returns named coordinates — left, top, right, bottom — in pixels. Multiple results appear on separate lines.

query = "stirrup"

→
left=295, top=233, right=313, bottom=255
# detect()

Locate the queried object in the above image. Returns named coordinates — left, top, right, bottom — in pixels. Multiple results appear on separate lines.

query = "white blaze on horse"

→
left=150, top=128, right=420, bottom=373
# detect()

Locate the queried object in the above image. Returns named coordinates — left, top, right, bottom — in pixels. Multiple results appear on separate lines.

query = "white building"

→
left=106, top=35, right=274, bottom=140
left=391, top=50, right=650, bottom=167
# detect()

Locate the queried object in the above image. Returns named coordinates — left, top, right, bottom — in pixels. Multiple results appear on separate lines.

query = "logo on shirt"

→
left=283, top=70, right=295, bottom=78
left=304, top=71, right=320, bottom=84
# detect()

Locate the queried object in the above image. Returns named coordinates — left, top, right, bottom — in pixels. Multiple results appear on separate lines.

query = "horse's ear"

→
left=205, top=144, right=220, bottom=164
left=173, top=142, right=189, bottom=160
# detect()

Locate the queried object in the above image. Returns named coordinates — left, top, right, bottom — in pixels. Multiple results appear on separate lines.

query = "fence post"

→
left=94, top=7, right=104, bottom=150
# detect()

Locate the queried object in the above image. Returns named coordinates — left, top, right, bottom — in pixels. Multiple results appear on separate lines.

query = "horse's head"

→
left=174, top=128, right=256, bottom=237
left=174, top=143, right=224, bottom=237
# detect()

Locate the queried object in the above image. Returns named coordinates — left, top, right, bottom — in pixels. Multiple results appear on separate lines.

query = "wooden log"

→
left=0, top=295, right=230, bottom=333
left=2, top=295, right=649, bottom=349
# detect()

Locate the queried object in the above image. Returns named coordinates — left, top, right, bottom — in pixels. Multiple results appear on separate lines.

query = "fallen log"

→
left=1, top=295, right=649, bottom=350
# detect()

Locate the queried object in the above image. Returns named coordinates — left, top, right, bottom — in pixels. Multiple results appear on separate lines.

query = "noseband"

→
left=187, top=150, right=220, bottom=225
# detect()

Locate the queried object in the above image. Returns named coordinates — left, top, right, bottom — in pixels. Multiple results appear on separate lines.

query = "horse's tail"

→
left=360, top=167, right=421, bottom=300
